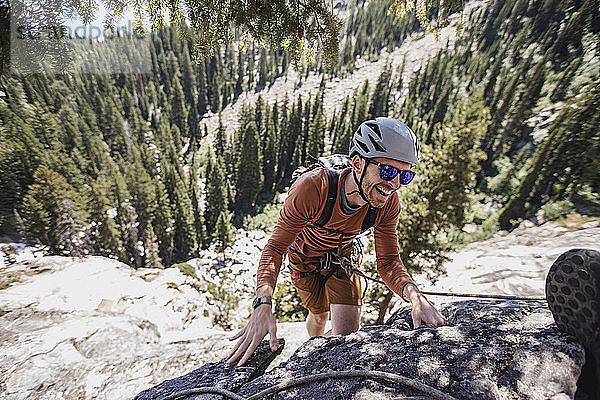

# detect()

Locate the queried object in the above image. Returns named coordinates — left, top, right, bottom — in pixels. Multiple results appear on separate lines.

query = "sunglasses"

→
left=365, top=159, right=416, bottom=184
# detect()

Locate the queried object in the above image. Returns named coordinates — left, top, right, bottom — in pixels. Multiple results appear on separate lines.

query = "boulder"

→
left=138, top=300, right=585, bottom=400
left=135, top=339, right=284, bottom=400
left=0, top=308, right=231, bottom=400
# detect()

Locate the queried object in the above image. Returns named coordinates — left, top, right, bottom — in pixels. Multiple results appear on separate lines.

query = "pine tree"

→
left=209, top=72, right=222, bottom=112
left=301, top=94, right=312, bottom=164
left=235, top=49, right=245, bottom=98
left=353, top=80, right=370, bottom=129
left=180, top=47, right=197, bottom=105
left=89, top=177, right=123, bottom=259
left=286, top=97, right=303, bottom=175
left=127, top=150, right=156, bottom=235
left=307, top=95, right=325, bottom=159
left=248, top=43, right=255, bottom=88
left=501, top=59, right=546, bottom=155
left=255, top=95, right=266, bottom=147
left=499, top=80, right=600, bottom=228
left=153, top=176, right=175, bottom=265
left=123, top=203, right=142, bottom=268
left=258, top=47, right=267, bottom=89
left=143, top=220, right=162, bottom=268
left=331, top=96, right=351, bottom=154
left=204, top=150, right=228, bottom=239
left=214, top=210, right=234, bottom=259
left=54, top=195, right=94, bottom=257
left=368, top=62, right=392, bottom=119
left=12, top=208, right=31, bottom=244
left=234, top=117, right=263, bottom=214
left=187, top=105, right=201, bottom=154
left=0, top=115, right=43, bottom=228
left=262, top=105, right=277, bottom=193
left=21, top=166, right=91, bottom=256
left=170, top=77, right=188, bottom=136
left=197, top=59, right=209, bottom=115
left=103, top=100, right=128, bottom=158
left=108, top=169, right=142, bottom=266
left=550, top=57, right=582, bottom=102
left=165, top=164, right=197, bottom=260
left=276, top=95, right=290, bottom=186
left=215, top=111, right=227, bottom=156
left=189, top=155, right=206, bottom=250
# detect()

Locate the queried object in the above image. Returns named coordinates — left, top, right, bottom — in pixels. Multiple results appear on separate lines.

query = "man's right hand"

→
left=226, top=287, right=278, bottom=366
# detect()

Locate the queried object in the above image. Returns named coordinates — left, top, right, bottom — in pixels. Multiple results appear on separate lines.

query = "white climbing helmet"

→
left=349, top=117, right=420, bottom=165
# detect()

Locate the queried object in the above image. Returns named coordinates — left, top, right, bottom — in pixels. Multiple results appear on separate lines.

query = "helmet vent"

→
left=356, top=139, right=370, bottom=154
left=370, top=135, right=386, bottom=152
left=366, top=123, right=381, bottom=138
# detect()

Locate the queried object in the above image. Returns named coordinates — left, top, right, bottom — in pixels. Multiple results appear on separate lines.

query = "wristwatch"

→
left=252, top=296, right=272, bottom=309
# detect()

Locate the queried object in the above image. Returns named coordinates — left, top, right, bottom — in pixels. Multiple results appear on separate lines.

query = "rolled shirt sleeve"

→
left=256, top=170, right=327, bottom=290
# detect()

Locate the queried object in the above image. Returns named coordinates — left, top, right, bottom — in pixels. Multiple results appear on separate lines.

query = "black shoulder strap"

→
left=312, top=168, right=379, bottom=234
left=313, top=168, right=339, bottom=227
left=361, top=206, right=379, bottom=233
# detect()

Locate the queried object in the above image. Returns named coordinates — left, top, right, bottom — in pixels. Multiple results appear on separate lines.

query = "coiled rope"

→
left=161, top=369, right=459, bottom=400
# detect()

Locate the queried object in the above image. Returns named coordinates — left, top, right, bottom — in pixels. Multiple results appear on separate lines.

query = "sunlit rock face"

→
left=138, top=300, right=585, bottom=400
left=0, top=308, right=225, bottom=399
left=0, top=256, right=232, bottom=400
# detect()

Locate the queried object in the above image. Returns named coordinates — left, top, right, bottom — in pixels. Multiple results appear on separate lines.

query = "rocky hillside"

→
left=198, top=0, right=486, bottom=143
left=1, top=219, right=598, bottom=399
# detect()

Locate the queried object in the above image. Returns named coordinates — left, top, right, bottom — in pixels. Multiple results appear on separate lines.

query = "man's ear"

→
left=351, top=155, right=363, bottom=174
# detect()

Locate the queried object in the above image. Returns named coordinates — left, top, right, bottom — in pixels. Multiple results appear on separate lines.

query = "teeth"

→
left=376, top=186, right=391, bottom=196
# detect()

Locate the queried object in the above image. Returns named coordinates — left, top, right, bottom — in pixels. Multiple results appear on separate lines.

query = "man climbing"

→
left=227, top=117, right=446, bottom=366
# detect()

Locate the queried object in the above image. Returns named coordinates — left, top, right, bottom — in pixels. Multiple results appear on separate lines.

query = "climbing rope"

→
left=162, top=387, right=244, bottom=400
left=420, top=290, right=546, bottom=301
left=160, top=369, right=459, bottom=400
left=352, top=268, right=547, bottom=301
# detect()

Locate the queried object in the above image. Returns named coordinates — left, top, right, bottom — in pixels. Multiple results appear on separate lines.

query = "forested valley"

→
left=0, top=0, right=598, bottom=277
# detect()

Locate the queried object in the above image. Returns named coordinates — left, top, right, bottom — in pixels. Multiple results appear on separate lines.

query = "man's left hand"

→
left=403, top=283, right=446, bottom=328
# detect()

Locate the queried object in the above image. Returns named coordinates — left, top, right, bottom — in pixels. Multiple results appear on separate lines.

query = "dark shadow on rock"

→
left=138, top=300, right=585, bottom=400
left=239, top=300, right=584, bottom=400
left=134, top=338, right=284, bottom=400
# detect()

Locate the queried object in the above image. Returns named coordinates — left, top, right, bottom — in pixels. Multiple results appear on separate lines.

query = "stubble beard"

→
left=362, top=177, right=394, bottom=209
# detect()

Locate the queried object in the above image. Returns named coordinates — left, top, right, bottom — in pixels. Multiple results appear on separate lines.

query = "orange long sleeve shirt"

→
left=256, top=167, right=415, bottom=298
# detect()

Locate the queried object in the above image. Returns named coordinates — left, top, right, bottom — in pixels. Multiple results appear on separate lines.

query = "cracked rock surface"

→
left=134, top=339, right=284, bottom=400
left=139, top=300, right=585, bottom=400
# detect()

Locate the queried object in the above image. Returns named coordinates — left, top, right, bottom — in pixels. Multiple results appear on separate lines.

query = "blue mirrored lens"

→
left=379, top=165, right=399, bottom=180
left=371, top=159, right=415, bottom=184
left=399, top=170, right=415, bottom=184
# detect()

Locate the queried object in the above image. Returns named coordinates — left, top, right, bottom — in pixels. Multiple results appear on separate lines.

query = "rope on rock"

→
left=245, top=370, right=459, bottom=400
left=353, top=268, right=546, bottom=301
left=161, top=369, right=459, bottom=400
left=162, top=387, right=244, bottom=400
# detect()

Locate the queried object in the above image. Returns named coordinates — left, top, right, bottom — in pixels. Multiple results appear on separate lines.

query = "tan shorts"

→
left=288, top=247, right=362, bottom=315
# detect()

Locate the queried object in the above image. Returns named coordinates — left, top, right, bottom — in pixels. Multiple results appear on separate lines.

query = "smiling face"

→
left=352, top=156, right=412, bottom=208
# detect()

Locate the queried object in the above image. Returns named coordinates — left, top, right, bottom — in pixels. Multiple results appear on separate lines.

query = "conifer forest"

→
left=0, top=0, right=598, bottom=278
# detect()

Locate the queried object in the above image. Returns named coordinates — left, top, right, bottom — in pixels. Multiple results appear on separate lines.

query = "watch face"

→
left=253, top=297, right=271, bottom=308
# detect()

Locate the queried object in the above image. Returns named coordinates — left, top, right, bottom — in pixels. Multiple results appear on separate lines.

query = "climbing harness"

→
left=287, top=237, right=364, bottom=288
left=161, top=369, right=459, bottom=400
